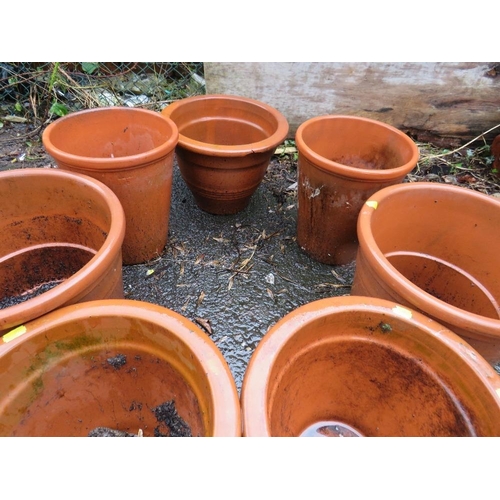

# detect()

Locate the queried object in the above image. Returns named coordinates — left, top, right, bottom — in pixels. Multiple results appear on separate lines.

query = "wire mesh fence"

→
left=0, top=62, right=206, bottom=124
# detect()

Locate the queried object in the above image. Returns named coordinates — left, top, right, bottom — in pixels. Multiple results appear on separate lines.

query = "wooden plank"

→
left=205, top=62, right=500, bottom=146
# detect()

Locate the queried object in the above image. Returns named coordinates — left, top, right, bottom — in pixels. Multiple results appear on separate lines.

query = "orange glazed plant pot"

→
left=0, top=300, right=241, bottom=437
left=351, top=182, right=500, bottom=366
left=42, top=107, right=179, bottom=264
left=241, top=296, right=500, bottom=437
left=295, top=115, right=419, bottom=265
left=162, top=94, right=289, bottom=214
left=0, top=168, right=125, bottom=336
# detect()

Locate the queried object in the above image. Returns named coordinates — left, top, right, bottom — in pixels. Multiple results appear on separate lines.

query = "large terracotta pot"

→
left=295, top=115, right=419, bottom=265
left=42, top=107, right=179, bottom=264
left=351, top=182, right=500, bottom=366
left=161, top=94, right=289, bottom=214
left=241, top=296, right=500, bottom=437
left=0, top=168, right=125, bottom=335
left=0, top=299, right=241, bottom=437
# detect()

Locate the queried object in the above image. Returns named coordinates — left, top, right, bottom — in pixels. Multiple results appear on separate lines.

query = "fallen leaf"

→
left=197, top=291, right=205, bottom=306
left=194, top=317, right=212, bottom=335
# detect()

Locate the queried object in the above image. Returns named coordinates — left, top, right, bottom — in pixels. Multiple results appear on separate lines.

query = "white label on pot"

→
left=2, top=325, right=27, bottom=343
left=392, top=305, right=413, bottom=319
left=496, top=388, right=500, bottom=399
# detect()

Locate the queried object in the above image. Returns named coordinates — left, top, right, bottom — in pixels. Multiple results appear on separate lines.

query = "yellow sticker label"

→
left=392, top=305, right=413, bottom=319
left=366, top=200, right=378, bottom=209
left=496, top=388, right=500, bottom=399
left=2, top=325, right=27, bottom=343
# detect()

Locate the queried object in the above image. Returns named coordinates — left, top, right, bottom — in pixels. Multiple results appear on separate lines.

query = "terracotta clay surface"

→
left=352, top=182, right=500, bottom=365
left=295, top=115, right=419, bottom=265
left=0, top=168, right=125, bottom=335
left=0, top=300, right=241, bottom=437
left=162, top=94, right=289, bottom=214
left=241, top=296, right=500, bottom=437
left=42, top=107, right=179, bottom=264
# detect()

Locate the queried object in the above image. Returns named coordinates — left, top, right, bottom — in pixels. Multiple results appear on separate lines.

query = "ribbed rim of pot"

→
left=240, top=295, right=500, bottom=436
left=161, top=94, right=289, bottom=156
left=42, top=107, right=179, bottom=171
left=295, top=115, right=419, bottom=181
left=357, top=182, right=500, bottom=337
left=0, top=168, right=126, bottom=330
left=0, top=299, right=241, bottom=437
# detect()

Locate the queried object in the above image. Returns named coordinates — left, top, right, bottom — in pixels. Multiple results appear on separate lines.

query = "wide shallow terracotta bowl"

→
left=0, top=168, right=125, bottom=336
left=162, top=94, right=289, bottom=214
left=241, top=296, right=500, bottom=437
left=0, top=300, right=241, bottom=437
left=352, top=182, right=500, bottom=366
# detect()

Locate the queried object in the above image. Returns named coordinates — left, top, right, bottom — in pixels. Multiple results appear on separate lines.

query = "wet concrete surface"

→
left=122, top=157, right=356, bottom=392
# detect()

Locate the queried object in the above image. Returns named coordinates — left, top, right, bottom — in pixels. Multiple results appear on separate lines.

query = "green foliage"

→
left=81, top=62, right=99, bottom=75
left=49, top=102, right=69, bottom=117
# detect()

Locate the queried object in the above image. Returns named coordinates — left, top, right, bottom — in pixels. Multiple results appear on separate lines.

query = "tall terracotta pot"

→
left=0, top=168, right=125, bottom=335
left=241, top=296, right=500, bottom=437
left=42, top=107, right=179, bottom=264
left=162, top=94, right=289, bottom=214
left=0, top=299, right=241, bottom=437
left=295, top=115, right=419, bottom=265
left=351, top=182, right=500, bottom=366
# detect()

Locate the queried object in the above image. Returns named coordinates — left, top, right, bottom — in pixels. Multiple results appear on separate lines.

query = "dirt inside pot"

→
left=330, top=152, right=401, bottom=170
left=7, top=348, right=204, bottom=437
left=0, top=245, right=95, bottom=309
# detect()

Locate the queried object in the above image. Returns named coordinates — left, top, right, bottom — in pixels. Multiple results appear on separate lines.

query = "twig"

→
left=420, top=123, right=500, bottom=161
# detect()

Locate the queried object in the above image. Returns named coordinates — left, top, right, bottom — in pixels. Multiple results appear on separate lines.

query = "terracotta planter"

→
left=42, top=107, right=179, bottom=264
left=0, top=168, right=125, bottom=335
left=295, top=115, right=419, bottom=265
left=0, top=299, right=241, bottom=437
left=351, top=182, right=500, bottom=366
left=161, top=94, right=289, bottom=214
left=241, top=296, right=500, bottom=437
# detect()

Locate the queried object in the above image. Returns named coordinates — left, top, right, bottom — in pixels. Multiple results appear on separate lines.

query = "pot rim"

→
left=357, top=182, right=500, bottom=336
left=42, top=107, right=179, bottom=171
left=295, top=114, right=419, bottom=181
left=0, top=168, right=126, bottom=331
left=161, top=94, right=289, bottom=157
left=240, top=295, right=500, bottom=436
left=0, top=299, right=241, bottom=437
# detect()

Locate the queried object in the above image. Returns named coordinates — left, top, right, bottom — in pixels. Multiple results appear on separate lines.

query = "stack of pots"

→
left=1, top=92, right=499, bottom=437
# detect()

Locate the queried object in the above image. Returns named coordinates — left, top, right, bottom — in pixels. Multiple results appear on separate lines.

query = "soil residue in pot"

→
left=88, top=399, right=192, bottom=437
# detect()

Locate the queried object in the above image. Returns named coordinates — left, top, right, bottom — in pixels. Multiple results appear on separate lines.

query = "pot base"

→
left=300, top=421, right=363, bottom=437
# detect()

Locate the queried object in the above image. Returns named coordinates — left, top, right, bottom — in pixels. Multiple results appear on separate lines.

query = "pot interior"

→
left=386, top=252, right=500, bottom=319
left=264, top=310, right=500, bottom=437
left=1, top=345, right=204, bottom=437
left=300, top=117, right=415, bottom=170
left=0, top=311, right=216, bottom=436
left=0, top=244, right=95, bottom=308
left=48, top=109, right=174, bottom=159
left=167, top=99, right=280, bottom=146
left=367, top=187, right=500, bottom=318
left=0, top=212, right=108, bottom=310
